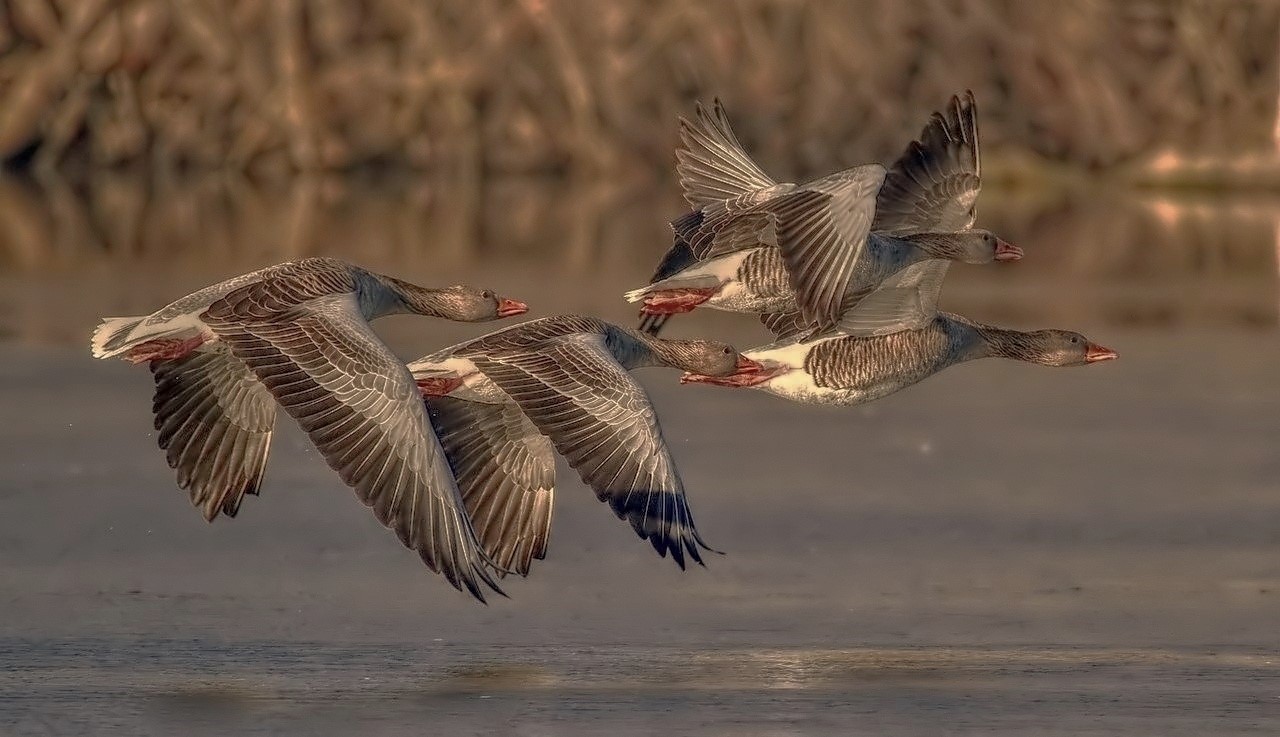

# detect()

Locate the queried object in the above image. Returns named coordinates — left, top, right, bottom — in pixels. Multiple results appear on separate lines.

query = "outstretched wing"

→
left=469, top=334, right=714, bottom=568
left=202, top=288, right=503, bottom=602
left=425, top=396, right=555, bottom=577
left=676, top=99, right=776, bottom=208
left=834, top=260, right=951, bottom=336
left=151, top=343, right=276, bottom=521
left=762, top=259, right=951, bottom=340
left=874, top=90, right=981, bottom=235
left=770, top=164, right=886, bottom=332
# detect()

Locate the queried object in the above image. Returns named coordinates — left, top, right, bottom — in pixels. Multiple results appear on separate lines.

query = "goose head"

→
left=679, top=347, right=791, bottom=387
left=962, top=229, right=1023, bottom=264
left=995, top=329, right=1118, bottom=366
left=416, top=285, right=529, bottom=322
left=654, top=338, right=762, bottom=377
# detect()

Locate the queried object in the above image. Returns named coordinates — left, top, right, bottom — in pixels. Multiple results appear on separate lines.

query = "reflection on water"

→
left=0, top=171, right=1276, bottom=345
left=4, top=638, right=1274, bottom=735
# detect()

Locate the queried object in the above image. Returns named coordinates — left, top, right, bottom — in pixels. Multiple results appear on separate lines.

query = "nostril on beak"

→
left=994, top=238, right=1024, bottom=262
left=497, top=298, right=528, bottom=317
left=1084, top=343, right=1118, bottom=362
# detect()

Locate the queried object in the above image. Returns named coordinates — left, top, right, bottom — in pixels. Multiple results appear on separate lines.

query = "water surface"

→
left=1, top=174, right=1278, bottom=735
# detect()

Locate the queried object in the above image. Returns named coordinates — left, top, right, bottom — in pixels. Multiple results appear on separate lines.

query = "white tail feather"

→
left=90, top=316, right=147, bottom=359
left=622, top=286, right=652, bottom=303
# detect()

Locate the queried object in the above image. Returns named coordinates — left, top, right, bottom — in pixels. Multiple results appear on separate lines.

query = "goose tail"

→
left=90, top=316, right=147, bottom=359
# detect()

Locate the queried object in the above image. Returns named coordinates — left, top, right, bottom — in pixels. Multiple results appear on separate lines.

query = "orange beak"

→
left=1084, top=342, right=1118, bottom=363
left=994, top=238, right=1024, bottom=262
left=497, top=298, right=528, bottom=318
left=735, top=355, right=763, bottom=374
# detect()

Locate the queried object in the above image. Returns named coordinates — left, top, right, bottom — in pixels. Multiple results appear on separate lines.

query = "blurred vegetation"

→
left=0, top=0, right=1277, bottom=179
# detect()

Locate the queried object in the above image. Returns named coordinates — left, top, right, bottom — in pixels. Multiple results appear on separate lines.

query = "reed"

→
left=0, top=0, right=1275, bottom=177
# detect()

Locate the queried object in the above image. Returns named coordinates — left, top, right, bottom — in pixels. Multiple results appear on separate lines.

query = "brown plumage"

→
left=93, top=256, right=527, bottom=603
left=409, top=315, right=758, bottom=574
left=629, top=90, right=1016, bottom=338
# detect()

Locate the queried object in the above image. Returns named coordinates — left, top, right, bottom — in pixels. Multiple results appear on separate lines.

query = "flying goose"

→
left=680, top=262, right=1117, bottom=405
left=91, top=256, right=528, bottom=601
left=407, top=315, right=761, bottom=575
left=627, top=90, right=1020, bottom=338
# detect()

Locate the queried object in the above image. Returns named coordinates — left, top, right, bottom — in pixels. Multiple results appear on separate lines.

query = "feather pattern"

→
left=829, top=259, right=953, bottom=336
left=768, top=165, right=886, bottom=332
left=468, top=335, right=712, bottom=568
left=873, top=90, right=981, bottom=235
left=836, top=90, right=980, bottom=335
left=804, top=318, right=956, bottom=391
left=425, top=396, right=554, bottom=577
left=636, top=91, right=982, bottom=339
left=150, top=344, right=276, bottom=521
left=676, top=99, right=776, bottom=208
left=419, top=316, right=716, bottom=568
left=202, top=288, right=503, bottom=602
left=759, top=311, right=810, bottom=341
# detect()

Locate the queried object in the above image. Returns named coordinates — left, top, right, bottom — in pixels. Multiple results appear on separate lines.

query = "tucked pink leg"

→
left=416, top=376, right=465, bottom=397
left=640, top=287, right=718, bottom=316
left=125, top=335, right=208, bottom=364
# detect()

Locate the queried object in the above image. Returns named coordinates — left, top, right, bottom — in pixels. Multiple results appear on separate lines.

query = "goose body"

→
left=91, top=256, right=528, bottom=602
left=625, top=232, right=943, bottom=322
left=408, top=315, right=760, bottom=575
left=630, top=90, right=1020, bottom=338
left=683, top=307, right=1117, bottom=406
left=698, top=315, right=986, bottom=406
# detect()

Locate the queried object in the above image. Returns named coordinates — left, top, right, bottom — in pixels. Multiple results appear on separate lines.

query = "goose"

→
left=406, top=315, right=762, bottom=576
left=679, top=262, right=1117, bottom=405
left=626, top=90, right=1020, bottom=338
left=91, top=256, right=528, bottom=601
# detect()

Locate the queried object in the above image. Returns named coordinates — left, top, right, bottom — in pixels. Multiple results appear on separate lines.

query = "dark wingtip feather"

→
left=637, top=312, right=670, bottom=336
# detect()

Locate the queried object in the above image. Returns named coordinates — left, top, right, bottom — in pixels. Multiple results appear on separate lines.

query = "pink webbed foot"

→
left=640, top=287, right=719, bottom=316
left=125, top=336, right=208, bottom=364
left=416, top=376, right=465, bottom=397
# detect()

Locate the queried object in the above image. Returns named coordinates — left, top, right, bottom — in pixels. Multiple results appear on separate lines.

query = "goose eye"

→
left=722, top=346, right=732, bottom=355
left=482, top=290, right=495, bottom=300
left=1070, top=337, right=1079, bottom=344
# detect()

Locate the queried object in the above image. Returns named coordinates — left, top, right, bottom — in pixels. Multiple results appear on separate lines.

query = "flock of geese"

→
left=91, top=91, right=1115, bottom=603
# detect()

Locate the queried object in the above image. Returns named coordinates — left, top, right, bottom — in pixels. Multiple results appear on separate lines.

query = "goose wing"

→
left=676, top=99, right=776, bottom=208
left=151, top=343, right=276, bottom=521
left=767, top=163, right=886, bottom=333
left=831, top=260, right=951, bottom=336
left=425, top=396, right=555, bottom=577
left=761, top=258, right=950, bottom=340
left=201, top=286, right=503, bottom=602
left=874, top=90, right=981, bottom=235
left=467, top=334, right=713, bottom=568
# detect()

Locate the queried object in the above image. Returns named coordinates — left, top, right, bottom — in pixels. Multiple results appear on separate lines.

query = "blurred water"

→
left=1, top=174, right=1278, bottom=735
left=0, top=171, right=1276, bottom=346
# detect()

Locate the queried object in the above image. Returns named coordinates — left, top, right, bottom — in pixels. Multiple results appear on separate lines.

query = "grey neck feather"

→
left=868, top=232, right=932, bottom=273
left=367, top=273, right=447, bottom=319
left=951, top=316, right=1040, bottom=363
left=898, top=232, right=968, bottom=262
left=604, top=325, right=684, bottom=370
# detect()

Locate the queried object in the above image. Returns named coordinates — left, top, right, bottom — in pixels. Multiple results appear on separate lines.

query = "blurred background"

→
left=0, top=0, right=1279, bottom=340
left=4, top=2, right=1280, bottom=734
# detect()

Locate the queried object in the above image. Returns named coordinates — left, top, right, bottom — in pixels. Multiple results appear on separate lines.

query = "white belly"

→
left=747, top=341, right=868, bottom=406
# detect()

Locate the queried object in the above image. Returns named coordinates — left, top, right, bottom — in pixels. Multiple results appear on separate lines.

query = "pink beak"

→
left=1084, top=342, right=1118, bottom=363
left=994, top=238, right=1024, bottom=262
left=681, top=357, right=783, bottom=387
left=497, top=298, right=528, bottom=318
